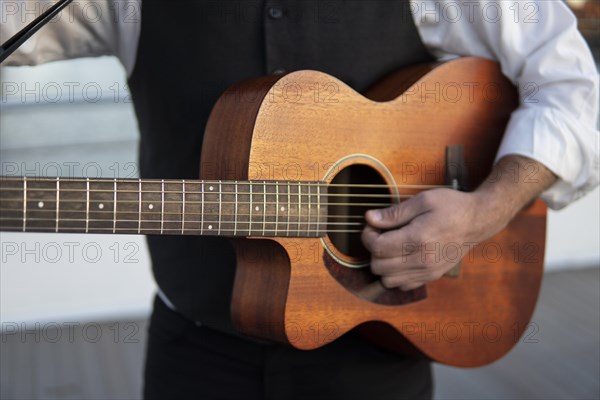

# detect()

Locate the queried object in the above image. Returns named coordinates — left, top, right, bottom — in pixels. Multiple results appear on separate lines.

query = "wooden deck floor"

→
left=1, top=268, right=598, bottom=399
left=433, top=267, right=599, bottom=400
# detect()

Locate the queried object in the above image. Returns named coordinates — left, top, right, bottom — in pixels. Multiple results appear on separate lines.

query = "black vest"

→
left=128, top=0, right=433, bottom=332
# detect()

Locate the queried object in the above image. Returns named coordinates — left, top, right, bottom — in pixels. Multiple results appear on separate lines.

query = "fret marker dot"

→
left=98, top=203, right=104, bottom=209
left=208, top=225, right=213, bottom=230
left=255, top=206, right=260, bottom=211
left=209, top=186, right=214, bottom=191
left=38, top=201, right=44, bottom=208
left=149, top=204, right=154, bottom=210
left=280, top=206, right=285, bottom=212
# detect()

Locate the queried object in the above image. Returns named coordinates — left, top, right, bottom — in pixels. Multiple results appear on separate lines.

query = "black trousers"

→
left=143, top=296, right=433, bottom=399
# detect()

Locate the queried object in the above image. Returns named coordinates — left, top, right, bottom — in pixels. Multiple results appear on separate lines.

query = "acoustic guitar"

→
left=0, top=57, right=546, bottom=367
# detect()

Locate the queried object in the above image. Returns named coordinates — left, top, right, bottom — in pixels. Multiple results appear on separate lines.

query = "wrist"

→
left=470, top=155, right=556, bottom=237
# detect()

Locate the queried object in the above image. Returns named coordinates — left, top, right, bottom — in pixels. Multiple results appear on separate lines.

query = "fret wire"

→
left=275, top=182, right=279, bottom=236
left=286, top=182, right=291, bottom=237
left=297, top=182, right=301, bottom=237
left=262, top=181, right=266, bottom=236
left=22, top=176, right=27, bottom=232
left=182, top=180, right=186, bottom=235
left=160, top=179, right=165, bottom=234
left=200, top=182, right=204, bottom=235
left=113, top=179, right=117, bottom=234
left=55, top=177, right=60, bottom=233
left=234, top=181, right=238, bottom=236
left=85, top=177, right=90, bottom=233
left=308, top=184, right=312, bottom=235
left=138, top=179, right=142, bottom=234
left=249, top=183, right=253, bottom=236
left=218, top=180, right=222, bottom=235
left=317, top=184, right=321, bottom=236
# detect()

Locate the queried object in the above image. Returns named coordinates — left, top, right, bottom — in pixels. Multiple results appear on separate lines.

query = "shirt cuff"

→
left=496, top=106, right=600, bottom=210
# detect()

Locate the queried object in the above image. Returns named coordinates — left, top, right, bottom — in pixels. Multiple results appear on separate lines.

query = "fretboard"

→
left=0, top=177, right=327, bottom=238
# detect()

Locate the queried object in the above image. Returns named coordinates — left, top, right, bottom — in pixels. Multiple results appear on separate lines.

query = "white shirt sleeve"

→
left=0, top=0, right=141, bottom=75
left=411, top=0, right=599, bottom=209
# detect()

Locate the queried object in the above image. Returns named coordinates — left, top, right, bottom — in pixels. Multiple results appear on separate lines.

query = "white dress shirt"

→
left=1, top=0, right=598, bottom=209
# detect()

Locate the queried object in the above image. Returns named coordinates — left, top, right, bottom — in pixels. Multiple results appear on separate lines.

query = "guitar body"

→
left=200, top=57, right=546, bottom=367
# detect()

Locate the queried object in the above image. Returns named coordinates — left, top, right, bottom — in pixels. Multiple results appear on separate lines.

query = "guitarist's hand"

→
left=361, top=155, right=557, bottom=291
left=361, top=188, right=493, bottom=291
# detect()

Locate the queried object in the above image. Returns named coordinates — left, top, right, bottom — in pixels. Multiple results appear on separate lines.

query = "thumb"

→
left=365, top=200, right=425, bottom=229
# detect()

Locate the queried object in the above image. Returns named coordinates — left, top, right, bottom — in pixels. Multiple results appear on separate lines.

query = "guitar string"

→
left=0, top=188, right=413, bottom=199
left=0, top=227, right=359, bottom=234
left=0, top=201, right=395, bottom=210
left=0, top=197, right=400, bottom=207
left=0, top=180, right=440, bottom=223
left=0, top=176, right=449, bottom=187
left=0, top=221, right=361, bottom=234
left=0, top=178, right=450, bottom=190
left=0, top=214, right=364, bottom=226
left=0, top=183, right=445, bottom=209
left=0, top=227, right=360, bottom=234
left=0, top=206, right=366, bottom=220
left=0, top=188, right=412, bottom=199
left=0, top=207, right=367, bottom=219
left=0, top=184, right=419, bottom=202
left=0, top=216, right=363, bottom=227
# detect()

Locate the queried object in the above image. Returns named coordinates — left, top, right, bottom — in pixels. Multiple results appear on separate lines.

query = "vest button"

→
left=271, top=68, right=286, bottom=75
left=268, top=7, right=283, bottom=19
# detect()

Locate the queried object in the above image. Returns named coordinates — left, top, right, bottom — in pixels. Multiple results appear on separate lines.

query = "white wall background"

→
left=1, top=57, right=599, bottom=325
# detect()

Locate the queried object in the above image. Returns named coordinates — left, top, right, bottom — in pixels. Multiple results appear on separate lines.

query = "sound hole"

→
left=324, top=163, right=427, bottom=305
left=327, top=164, right=390, bottom=263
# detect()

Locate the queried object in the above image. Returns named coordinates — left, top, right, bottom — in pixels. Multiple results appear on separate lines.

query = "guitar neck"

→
left=0, top=177, right=327, bottom=238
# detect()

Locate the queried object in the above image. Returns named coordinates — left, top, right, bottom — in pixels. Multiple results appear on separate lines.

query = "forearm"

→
left=472, top=155, right=557, bottom=237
